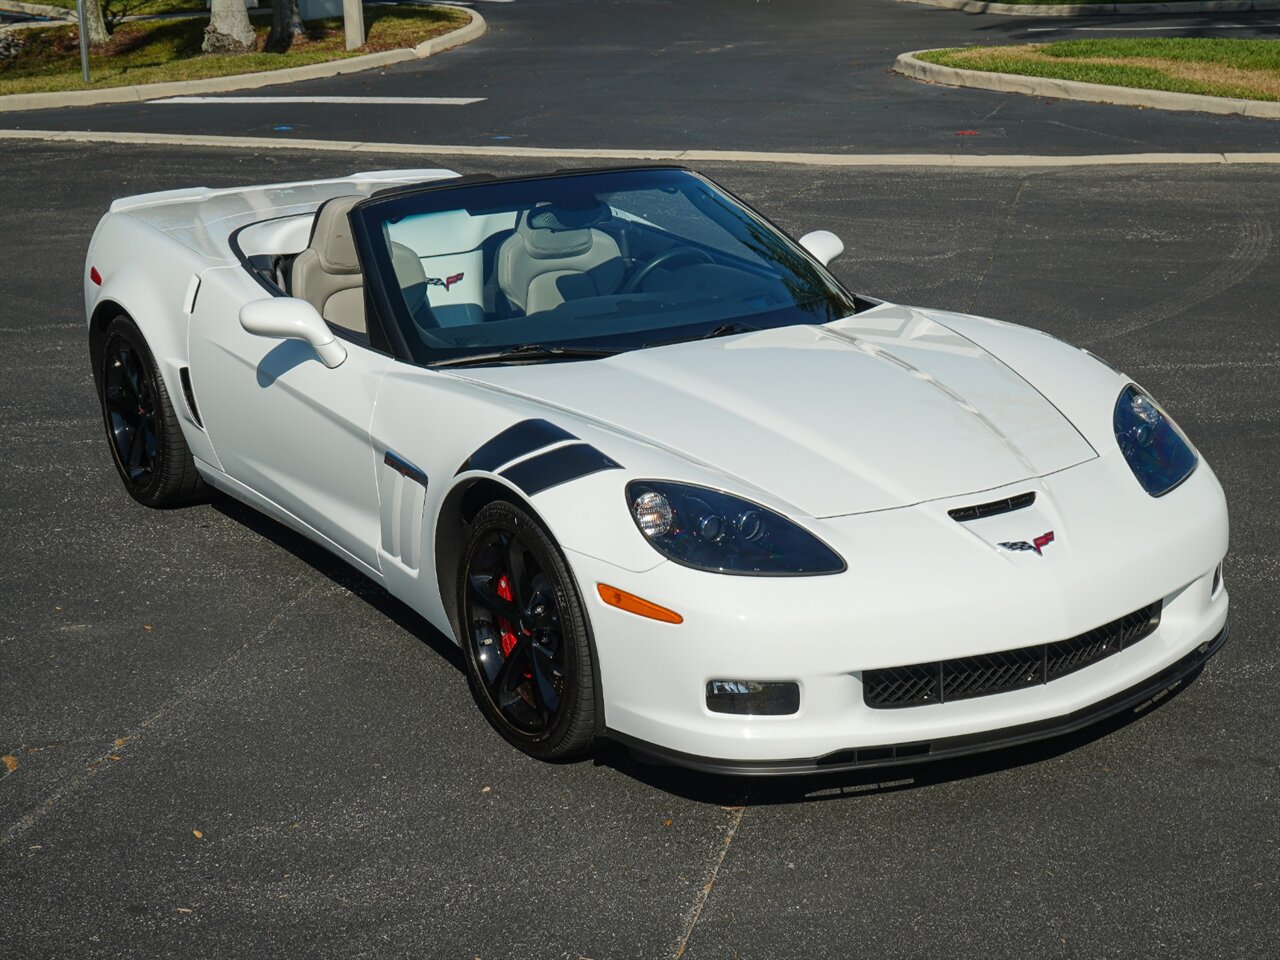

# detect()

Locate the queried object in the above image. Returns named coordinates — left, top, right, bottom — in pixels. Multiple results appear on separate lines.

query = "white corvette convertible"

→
left=85, top=166, right=1229, bottom=774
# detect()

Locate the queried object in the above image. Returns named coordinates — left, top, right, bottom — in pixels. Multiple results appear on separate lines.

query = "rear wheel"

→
left=458, top=500, right=599, bottom=760
left=97, top=315, right=204, bottom=508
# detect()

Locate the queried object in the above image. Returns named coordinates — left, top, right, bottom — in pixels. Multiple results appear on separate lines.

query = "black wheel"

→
left=459, top=500, right=599, bottom=760
left=97, top=315, right=204, bottom=508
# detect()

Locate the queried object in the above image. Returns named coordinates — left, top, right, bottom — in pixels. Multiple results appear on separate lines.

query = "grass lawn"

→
left=988, top=1, right=1218, bottom=4
left=0, top=6, right=466, bottom=95
left=919, top=38, right=1280, bottom=102
left=35, top=0, right=224, bottom=16
left=989, top=1, right=1218, bottom=5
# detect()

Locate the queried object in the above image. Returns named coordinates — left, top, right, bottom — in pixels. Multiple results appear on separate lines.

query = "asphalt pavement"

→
left=1, top=141, right=1277, bottom=959
left=3, top=0, right=1279, bottom=154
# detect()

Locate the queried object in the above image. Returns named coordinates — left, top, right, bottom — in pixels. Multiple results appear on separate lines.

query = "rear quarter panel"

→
left=85, top=211, right=231, bottom=469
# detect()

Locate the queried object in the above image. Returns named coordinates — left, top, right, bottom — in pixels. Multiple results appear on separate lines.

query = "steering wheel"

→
left=622, top=246, right=716, bottom=294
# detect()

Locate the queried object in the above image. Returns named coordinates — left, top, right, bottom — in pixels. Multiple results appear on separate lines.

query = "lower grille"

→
left=863, top=602, right=1162, bottom=709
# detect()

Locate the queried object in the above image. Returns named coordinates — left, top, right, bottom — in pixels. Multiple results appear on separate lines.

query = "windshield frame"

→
left=349, top=165, right=864, bottom=368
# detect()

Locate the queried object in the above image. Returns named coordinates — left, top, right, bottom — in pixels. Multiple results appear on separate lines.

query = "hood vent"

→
left=948, top=491, right=1035, bottom=523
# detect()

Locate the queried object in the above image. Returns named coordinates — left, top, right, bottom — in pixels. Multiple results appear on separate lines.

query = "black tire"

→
left=97, top=315, right=205, bottom=508
left=458, top=500, right=599, bottom=760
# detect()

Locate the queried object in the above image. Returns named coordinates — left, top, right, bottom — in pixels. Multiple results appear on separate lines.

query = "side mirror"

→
left=239, top=298, right=346, bottom=369
left=799, top=230, right=844, bottom=267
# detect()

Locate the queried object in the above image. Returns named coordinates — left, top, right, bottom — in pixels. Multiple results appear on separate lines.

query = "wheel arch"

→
left=433, top=474, right=608, bottom=735
left=434, top=475, right=538, bottom=641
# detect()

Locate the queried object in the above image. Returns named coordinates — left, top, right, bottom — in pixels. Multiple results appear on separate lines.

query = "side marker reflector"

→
left=89, top=266, right=102, bottom=286
left=597, top=584, right=683, bottom=625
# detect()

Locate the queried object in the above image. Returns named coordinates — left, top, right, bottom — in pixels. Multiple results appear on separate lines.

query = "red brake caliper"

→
left=496, top=574, right=519, bottom=657
left=496, top=574, right=533, bottom=680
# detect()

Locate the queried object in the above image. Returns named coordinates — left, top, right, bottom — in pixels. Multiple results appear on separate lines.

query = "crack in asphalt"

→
left=0, top=579, right=321, bottom=848
left=673, top=806, right=746, bottom=959
left=965, top=177, right=1028, bottom=315
left=1091, top=214, right=1273, bottom=344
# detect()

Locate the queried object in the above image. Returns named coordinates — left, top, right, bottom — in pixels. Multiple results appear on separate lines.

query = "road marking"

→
left=3, top=129, right=1280, bottom=167
left=148, top=96, right=486, bottom=106
left=1027, top=23, right=1280, bottom=33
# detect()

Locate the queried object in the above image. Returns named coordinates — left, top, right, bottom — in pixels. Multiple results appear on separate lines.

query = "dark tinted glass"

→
left=356, top=168, right=855, bottom=363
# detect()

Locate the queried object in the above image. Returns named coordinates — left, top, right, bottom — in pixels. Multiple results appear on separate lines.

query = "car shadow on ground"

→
left=210, top=492, right=465, bottom=673
left=211, top=490, right=1204, bottom=806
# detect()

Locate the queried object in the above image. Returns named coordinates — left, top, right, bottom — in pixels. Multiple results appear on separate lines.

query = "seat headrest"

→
left=308, top=195, right=364, bottom=275
left=526, top=202, right=609, bottom=232
left=517, top=204, right=607, bottom=261
left=390, top=241, right=427, bottom=286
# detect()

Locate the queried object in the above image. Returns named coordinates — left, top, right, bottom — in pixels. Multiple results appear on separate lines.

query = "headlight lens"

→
left=626, top=481, right=845, bottom=575
left=1113, top=384, right=1197, bottom=496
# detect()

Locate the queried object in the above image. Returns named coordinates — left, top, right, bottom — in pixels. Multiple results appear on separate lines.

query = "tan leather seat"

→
left=496, top=206, right=624, bottom=316
left=291, top=196, right=366, bottom=336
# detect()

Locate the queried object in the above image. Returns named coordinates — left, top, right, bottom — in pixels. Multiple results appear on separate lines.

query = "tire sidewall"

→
left=99, top=315, right=168, bottom=506
left=458, top=499, right=597, bottom=760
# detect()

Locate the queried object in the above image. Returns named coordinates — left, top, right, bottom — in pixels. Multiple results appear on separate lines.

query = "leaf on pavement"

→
left=192, top=829, right=204, bottom=839
left=2, top=755, right=17, bottom=773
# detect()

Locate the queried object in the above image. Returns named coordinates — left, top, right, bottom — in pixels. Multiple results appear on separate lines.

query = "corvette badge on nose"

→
left=999, top=531, right=1056, bottom=556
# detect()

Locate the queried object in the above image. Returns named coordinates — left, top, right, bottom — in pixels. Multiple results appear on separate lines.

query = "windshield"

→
left=355, top=168, right=857, bottom=364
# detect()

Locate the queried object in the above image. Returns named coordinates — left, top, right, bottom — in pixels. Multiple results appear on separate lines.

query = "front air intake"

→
left=863, top=601, right=1162, bottom=708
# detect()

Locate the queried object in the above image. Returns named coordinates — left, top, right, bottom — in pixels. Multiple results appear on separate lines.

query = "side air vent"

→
left=179, top=367, right=203, bottom=429
left=948, top=491, right=1036, bottom=523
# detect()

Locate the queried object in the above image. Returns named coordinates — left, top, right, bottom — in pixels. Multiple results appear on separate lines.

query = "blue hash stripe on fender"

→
left=456, top=418, right=577, bottom=475
left=500, top=443, right=622, bottom=496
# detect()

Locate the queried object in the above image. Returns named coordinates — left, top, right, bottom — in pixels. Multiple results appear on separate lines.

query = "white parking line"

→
left=4, top=128, right=1280, bottom=167
left=147, top=96, right=486, bottom=105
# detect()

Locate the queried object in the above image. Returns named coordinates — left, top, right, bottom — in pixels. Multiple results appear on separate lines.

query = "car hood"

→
left=454, top=305, right=1097, bottom=517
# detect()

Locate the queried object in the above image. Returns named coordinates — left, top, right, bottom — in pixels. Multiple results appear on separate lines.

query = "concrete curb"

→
left=0, top=2, right=74, bottom=18
left=0, top=5, right=486, bottom=113
left=897, top=0, right=1280, bottom=16
left=894, top=49, right=1280, bottom=119
left=4, top=128, right=1280, bottom=166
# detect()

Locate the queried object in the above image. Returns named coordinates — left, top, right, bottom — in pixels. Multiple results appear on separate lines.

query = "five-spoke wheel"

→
left=96, top=315, right=204, bottom=507
left=460, top=500, right=598, bottom=759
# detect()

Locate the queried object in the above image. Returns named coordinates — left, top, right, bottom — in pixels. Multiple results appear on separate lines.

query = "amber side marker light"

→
left=597, top=584, right=683, bottom=624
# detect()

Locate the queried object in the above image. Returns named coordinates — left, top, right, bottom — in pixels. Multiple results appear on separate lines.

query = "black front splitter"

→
left=607, top=622, right=1229, bottom=778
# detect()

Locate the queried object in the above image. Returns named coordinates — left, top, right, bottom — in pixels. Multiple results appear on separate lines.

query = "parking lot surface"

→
left=1, top=142, right=1277, bottom=958
left=5, top=0, right=1280, bottom=154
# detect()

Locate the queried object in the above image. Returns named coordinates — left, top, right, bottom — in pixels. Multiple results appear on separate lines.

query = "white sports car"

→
left=85, top=166, right=1229, bottom=774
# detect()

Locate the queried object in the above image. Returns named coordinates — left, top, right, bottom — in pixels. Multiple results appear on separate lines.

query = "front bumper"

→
left=609, top=620, right=1228, bottom=776
left=567, top=454, right=1230, bottom=768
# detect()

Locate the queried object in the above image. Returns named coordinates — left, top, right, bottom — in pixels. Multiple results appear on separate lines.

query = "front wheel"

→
left=458, top=500, right=599, bottom=760
left=97, top=315, right=205, bottom=508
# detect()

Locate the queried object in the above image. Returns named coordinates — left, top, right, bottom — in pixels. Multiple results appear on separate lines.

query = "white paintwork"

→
left=799, top=229, right=844, bottom=266
left=85, top=169, right=1231, bottom=767
left=240, top=297, right=348, bottom=369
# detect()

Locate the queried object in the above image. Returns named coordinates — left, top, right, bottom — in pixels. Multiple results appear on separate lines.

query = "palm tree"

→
left=203, top=0, right=256, bottom=54
left=80, top=1, right=109, bottom=47
left=266, top=0, right=305, bottom=54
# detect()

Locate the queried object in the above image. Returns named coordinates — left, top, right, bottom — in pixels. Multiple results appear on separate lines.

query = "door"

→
left=188, top=272, right=391, bottom=574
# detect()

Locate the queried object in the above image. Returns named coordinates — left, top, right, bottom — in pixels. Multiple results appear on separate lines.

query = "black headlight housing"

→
left=626, top=480, right=845, bottom=576
left=1113, top=384, right=1197, bottom=497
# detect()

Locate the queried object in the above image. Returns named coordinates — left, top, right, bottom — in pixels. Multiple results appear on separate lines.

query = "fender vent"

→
left=948, top=491, right=1035, bottom=522
left=179, top=367, right=203, bottom=429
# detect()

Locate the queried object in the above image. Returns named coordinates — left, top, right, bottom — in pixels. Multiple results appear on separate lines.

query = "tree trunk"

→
left=81, top=1, right=110, bottom=47
left=265, top=0, right=305, bottom=54
left=203, top=0, right=256, bottom=54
